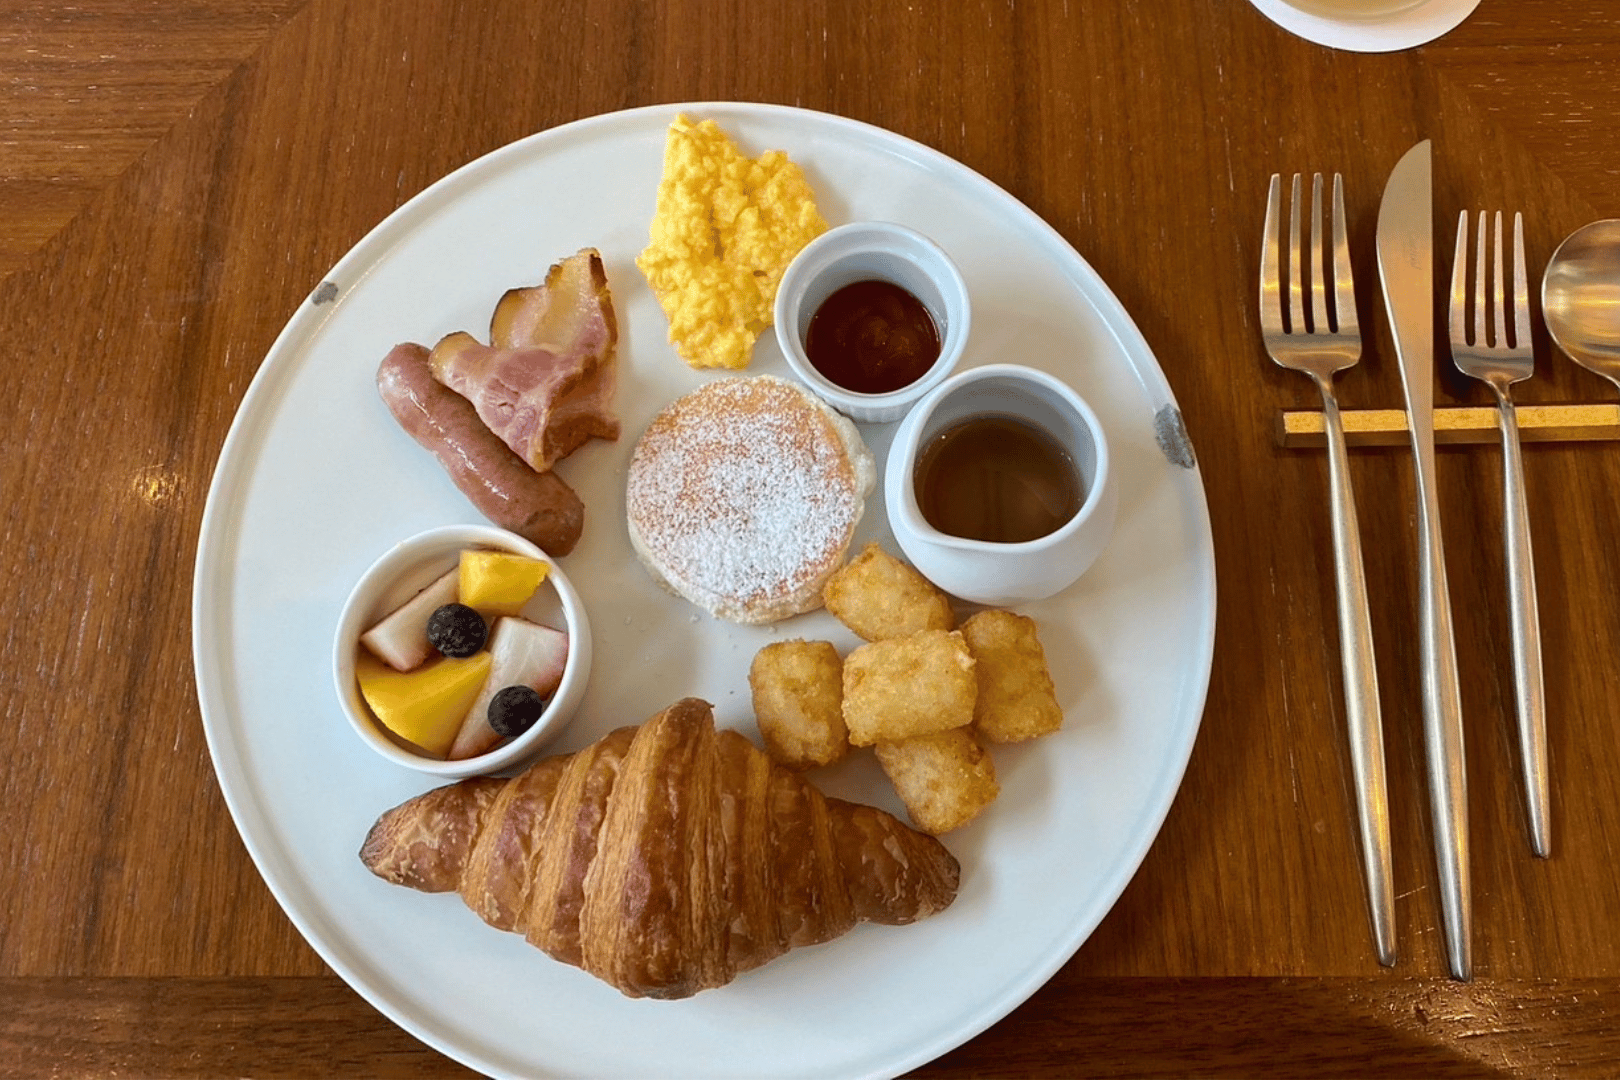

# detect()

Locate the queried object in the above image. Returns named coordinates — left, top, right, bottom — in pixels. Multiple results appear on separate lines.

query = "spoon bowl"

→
left=1542, top=219, right=1620, bottom=392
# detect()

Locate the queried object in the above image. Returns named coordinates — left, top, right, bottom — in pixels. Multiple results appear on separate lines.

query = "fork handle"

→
left=1497, top=395, right=1551, bottom=857
left=1318, top=384, right=1397, bottom=966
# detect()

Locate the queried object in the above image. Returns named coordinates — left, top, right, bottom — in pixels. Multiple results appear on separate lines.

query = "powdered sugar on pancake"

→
left=626, top=375, right=875, bottom=624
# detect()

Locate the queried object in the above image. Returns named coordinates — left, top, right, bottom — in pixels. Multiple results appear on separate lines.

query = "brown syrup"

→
left=805, top=279, right=941, bottom=394
left=914, top=414, right=1083, bottom=543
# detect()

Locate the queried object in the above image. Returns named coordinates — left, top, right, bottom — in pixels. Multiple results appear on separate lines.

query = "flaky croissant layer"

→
left=360, top=697, right=960, bottom=998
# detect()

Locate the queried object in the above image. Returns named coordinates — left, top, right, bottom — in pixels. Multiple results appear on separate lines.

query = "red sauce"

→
left=805, top=279, right=941, bottom=394
left=914, top=414, right=1082, bottom=543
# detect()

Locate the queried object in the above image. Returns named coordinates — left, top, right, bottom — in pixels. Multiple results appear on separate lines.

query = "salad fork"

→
left=1261, top=173, right=1395, bottom=965
left=1449, top=209, right=1550, bottom=858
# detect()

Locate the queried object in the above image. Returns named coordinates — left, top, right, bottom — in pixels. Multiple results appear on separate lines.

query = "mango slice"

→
left=459, top=550, right=548, bottom=616
left=356, top=650, right=493, bottom=758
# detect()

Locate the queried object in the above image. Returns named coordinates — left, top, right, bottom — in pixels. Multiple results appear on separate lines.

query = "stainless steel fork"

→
left=1261, top=173, right=1395, bottom=965
left=1449, top=209, right=1550, bottom=858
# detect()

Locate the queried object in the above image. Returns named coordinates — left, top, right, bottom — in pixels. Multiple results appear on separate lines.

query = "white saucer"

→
left=1246, top=0, right=1481, bottom=52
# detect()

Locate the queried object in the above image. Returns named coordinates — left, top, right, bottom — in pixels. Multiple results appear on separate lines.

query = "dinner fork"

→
left=1449, top=209, right=1550, bottom=858
left=1261, top=173, right=1396, bottom=966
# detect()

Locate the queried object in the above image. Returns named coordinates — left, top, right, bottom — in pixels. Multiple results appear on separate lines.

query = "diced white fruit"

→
left=448, top=617, right=570, bottom=760
left=359, top=567, right=459, bottom=671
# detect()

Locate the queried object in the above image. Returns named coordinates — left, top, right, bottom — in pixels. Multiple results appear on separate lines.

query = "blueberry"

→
left=426, top=603, right=487, bottom=658
left=488, top=685, right=547, bottom=738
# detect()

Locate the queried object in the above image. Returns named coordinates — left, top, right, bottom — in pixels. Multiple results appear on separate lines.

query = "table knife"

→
left=1375, top=139, right=1473, bottom=981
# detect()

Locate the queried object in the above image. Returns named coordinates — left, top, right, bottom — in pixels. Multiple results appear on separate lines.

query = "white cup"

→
left=775, top=221, right=970, bottom=422
left=885, top=364, right=1116, bottom=606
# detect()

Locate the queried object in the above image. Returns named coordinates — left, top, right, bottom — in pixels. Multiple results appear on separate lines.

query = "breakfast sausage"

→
left=376, top=343, right=584, bottom=556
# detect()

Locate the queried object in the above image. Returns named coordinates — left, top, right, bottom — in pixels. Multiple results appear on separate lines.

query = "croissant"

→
left=360, top=697, right=960, bottom=998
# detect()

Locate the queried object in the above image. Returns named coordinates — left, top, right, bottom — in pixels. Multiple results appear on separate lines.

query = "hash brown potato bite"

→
left=875, top=727, right=1000, bottom=835
left=841, top=629, right=976, bottom=746
left=961, top=609, right=1064, bottom=743
left=823, top=541, right=955, bottom=641
left=749, top=639, right=848, bottom=769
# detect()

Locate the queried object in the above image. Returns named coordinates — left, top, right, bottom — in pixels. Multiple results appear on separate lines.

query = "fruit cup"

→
left=333, top=524, right=591, bottom=778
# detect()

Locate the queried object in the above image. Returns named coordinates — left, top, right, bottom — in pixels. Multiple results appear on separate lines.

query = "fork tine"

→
left=1309, top=174, right=1327, bottom=334
left=1474, top=210, right=1490, bottom=347
left=1493, top=211, right=1507, bottom=348
left=1289, top=173, right=1304, bottom=333
left=1261, top=174, right=1282, bottom=330
left=1512, top=211, right=1530, bottom=352
left=1330, top=174, right=1356, bottom=336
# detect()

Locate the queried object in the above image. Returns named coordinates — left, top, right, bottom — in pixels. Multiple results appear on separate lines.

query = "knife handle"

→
left=1412, top=444, right=1472, bottom=981
left=1318, top=385, right=1396, bottom=966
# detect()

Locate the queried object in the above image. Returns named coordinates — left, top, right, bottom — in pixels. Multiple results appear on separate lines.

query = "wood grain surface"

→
left=3, top=0, right=1619, bottom=1075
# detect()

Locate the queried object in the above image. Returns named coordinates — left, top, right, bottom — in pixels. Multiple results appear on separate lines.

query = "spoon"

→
left=1542, top=220, right=1620, bottom=391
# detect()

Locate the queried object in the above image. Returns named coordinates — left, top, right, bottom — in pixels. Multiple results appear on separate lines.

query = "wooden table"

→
left=4, top=0, right=1619, bottom=1075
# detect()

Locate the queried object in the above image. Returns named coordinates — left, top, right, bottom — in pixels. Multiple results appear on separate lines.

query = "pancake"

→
left=626, top=374, right=876, bottom=624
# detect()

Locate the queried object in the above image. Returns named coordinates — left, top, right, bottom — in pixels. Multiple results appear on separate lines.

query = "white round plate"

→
left=1246, top=0, right=1481, bottom=52
left=192, top=102, right=1216, bottom=1079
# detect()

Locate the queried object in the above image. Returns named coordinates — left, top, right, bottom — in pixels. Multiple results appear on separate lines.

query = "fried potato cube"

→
left=875, top=727, right=1000, bottom=835
left=749, top=639, right=848, bottom=769
left=841, top=629, right=976, bottom=746
left=961, top=609, right=1063, bottom=743
left=822, top=542, right=955, bottom=641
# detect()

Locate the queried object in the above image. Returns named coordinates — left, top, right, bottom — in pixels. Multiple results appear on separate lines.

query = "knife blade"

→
left=1376, top=139, right=1473, bottom=981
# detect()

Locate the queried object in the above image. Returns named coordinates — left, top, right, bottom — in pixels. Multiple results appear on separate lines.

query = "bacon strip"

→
left=429, top=249, right=621, bottom=472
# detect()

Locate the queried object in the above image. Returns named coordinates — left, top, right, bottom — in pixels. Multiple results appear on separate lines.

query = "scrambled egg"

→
left=637, top=114, right=828, bottom=370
